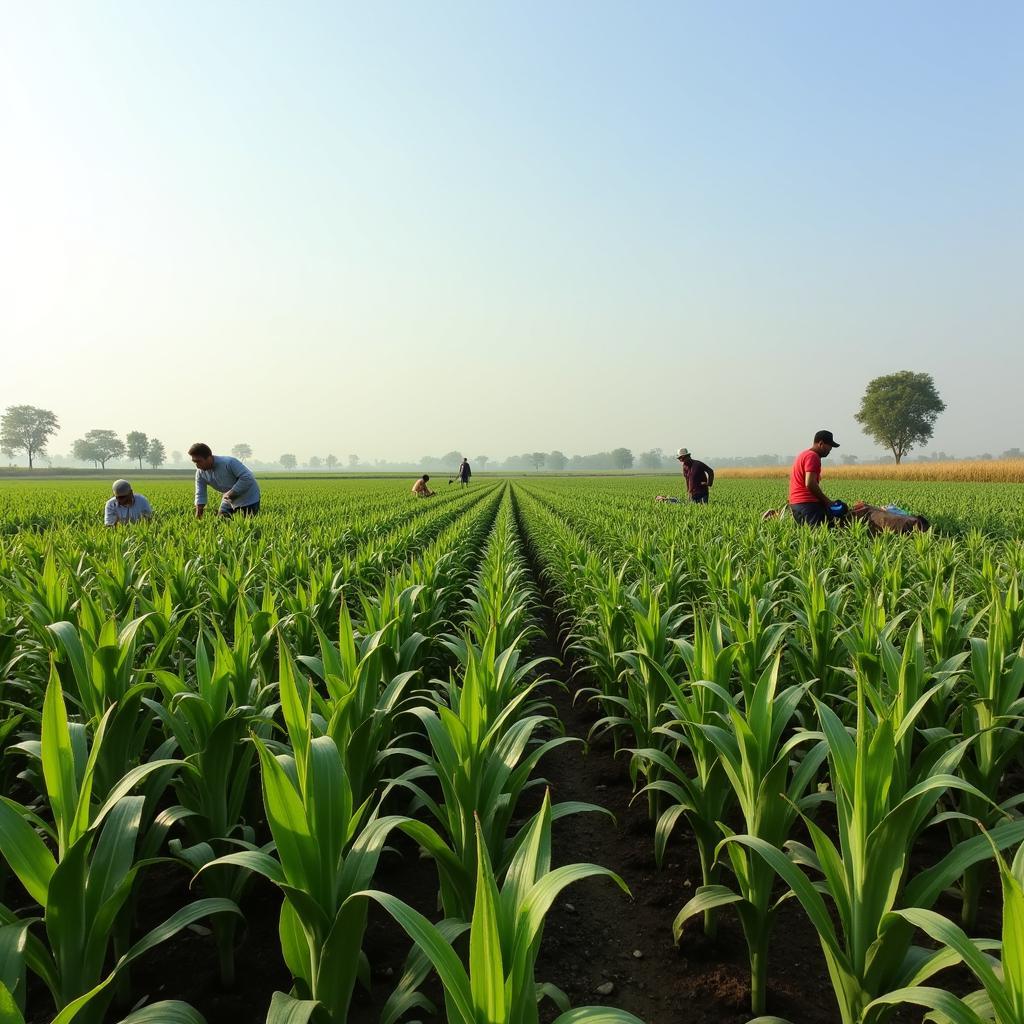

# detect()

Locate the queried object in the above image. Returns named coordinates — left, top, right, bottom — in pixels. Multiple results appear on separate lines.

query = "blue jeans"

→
left=790, top=502, right=827, bottom=526
left=219, top=500, right=260, bottom=517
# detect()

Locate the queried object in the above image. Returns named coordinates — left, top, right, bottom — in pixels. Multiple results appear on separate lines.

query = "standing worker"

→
left=457, top=457, right=472, bottom=488
left=189, top=443, right=261, bottom=519
left=104, top=479, right=153, bottom=526
left=676, top=448, right=714, bottom=504
left=788, top=430, right=840, bottom=525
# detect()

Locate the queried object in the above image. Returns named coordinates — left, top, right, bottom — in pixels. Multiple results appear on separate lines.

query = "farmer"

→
left=676, top=448, right=714, bottom=504
left=788, top=430, right=840, bottom=525
left=104, top=479, right=153, bottom=526
left=457, top=458, right=472, bottom=487
left=412, top=474, right=435, bottom=497
left=189, top=443, right=261, bottom=519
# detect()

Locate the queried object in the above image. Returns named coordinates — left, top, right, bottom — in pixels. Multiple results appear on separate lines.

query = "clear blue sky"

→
left=3, top=1, right=1021, bottom=461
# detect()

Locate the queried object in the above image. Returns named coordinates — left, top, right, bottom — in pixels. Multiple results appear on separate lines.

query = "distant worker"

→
left=104, top=479, right=153, bottom=526
left=412, top=474, right=435, bottom=498
left=189, top=442, right=261, bottom=519
left=788, top=430, right=840, bottom=525
left=676, top=448, right=714, bottom=504
left=457, top=458, right=472, bottom=487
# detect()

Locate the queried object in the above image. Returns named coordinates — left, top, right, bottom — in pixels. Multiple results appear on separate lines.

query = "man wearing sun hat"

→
left=675, top=448, right=715, bottom=504
left=104, top=479, right=154, bottom=527
left=788, top=430, right=840, bottom=525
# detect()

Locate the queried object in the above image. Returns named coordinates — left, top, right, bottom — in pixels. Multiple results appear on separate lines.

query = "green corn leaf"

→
left=865, top=986, right=987, bottom=1024
left=349, top=890, right=475, bottom=1024
left=469, top=816, right=507, bottom=1024
left=264, top=991, right=327, bottom=1024
left=0, top=799, right=56, bottom=907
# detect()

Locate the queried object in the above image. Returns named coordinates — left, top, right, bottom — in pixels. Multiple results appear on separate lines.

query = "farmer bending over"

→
left=189, top=442, right=261, bottom=518
left=104, top=479, right=153, bottom=526
left=412, top=474, right=435, bottom=498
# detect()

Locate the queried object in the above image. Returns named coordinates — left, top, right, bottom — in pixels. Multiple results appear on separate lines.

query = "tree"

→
left=126, top=431, right=149, bottom=470
left=325, top=454, right=338, bottom=470
left=529, top=452, right=546, bottom=471
left=231, top=443, right=253, bottom=461
left=280, top=454, right=297, bottom=470
left=840, top=454, right=859, bottom=465
left=0, top=405, right=60, bottom=469
left=441, top=451, right=462, bottom=470
left=475, top=455, right=489, bottom=472
left=611, top=447, right=634, bottom=470
left=547, top=450, right=567, bottom=472
left=855, top=371, right=946, bottom=465
left=639, top=448, right=663, bottom=470
left=348, top=454, right=360, bottom=468
left=146, top=438, right=166, bottom=469
left=73, top=438, right=100, bottom=468
left=308, top=456, right=322, bottom=469
left=171, top=450, right=183, bottom=466
left=73, top=429, right=125, bottom=470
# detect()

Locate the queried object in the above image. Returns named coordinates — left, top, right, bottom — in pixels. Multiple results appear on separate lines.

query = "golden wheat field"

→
left=718, top=457, right=1024, bottom=483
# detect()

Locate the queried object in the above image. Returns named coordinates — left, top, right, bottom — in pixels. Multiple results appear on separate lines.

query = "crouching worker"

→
left=105, top=479, right=153, bottom=526
left=412, top=474, right=435, bottom=498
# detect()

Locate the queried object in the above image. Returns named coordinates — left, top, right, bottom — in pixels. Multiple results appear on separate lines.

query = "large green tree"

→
left=126, top=431, right=149, bottom=469
left=855, top=370, right=946, bottom=464
left=146, top=438, right=166, bottom=469
left=73, top=429, right=125, bottom=470
left=0, top=405, right=60, bottom=468
left=231, top=443, right=253, bottom=461
left=279, top=453, right=297, bottom=470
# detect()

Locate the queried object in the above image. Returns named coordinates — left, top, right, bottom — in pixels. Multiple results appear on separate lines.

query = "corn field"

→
left=1, top=476, right=1023, bottom=1024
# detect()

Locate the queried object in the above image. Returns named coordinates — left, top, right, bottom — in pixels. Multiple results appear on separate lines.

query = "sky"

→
left=2, top=1, right=1022, bottom=463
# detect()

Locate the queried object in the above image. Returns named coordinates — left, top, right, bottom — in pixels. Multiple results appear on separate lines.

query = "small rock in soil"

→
left=564, top=903, right=576, bottom=912
left=632, top=949, right=643, bottom=959
left=596, top=982, right=615, bottom=996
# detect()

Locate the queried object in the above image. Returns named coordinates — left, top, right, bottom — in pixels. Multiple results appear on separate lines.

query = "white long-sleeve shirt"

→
left=194, top=456, right=260, bottom=509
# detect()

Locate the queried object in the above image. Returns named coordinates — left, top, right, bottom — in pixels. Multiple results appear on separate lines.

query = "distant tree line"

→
left=6, top=375, right=1022, bottom=473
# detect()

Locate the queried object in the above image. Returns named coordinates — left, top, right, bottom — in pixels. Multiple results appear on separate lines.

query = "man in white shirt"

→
left=188, top=442, right=261, bottom=518
left=104, top=480, right=154, bottom=526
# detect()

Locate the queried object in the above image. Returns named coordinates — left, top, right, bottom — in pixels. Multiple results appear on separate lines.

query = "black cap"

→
left=814, top=430, right=840, bottom=447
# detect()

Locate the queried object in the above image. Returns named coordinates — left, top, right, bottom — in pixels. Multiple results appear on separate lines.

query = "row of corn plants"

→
left=515, top=477, right=1024, bottom=1023
left=0, top=479, right=647, bottom=1023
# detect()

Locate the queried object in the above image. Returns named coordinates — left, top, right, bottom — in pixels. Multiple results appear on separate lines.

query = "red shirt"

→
left=789, top=449, right=822, bottom=504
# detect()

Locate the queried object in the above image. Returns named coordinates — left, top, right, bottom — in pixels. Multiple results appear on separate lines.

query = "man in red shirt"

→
left=789, top=430, right=840, bottom=525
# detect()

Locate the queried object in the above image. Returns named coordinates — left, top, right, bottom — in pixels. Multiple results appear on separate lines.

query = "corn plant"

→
left=351, top=794, right=643, bottom=1024
left=631, top=615, right=737, bottom=937
left=0, top=667, right=236, bottom=1024
left=391, top=638, right=597, bottom=919
left=865, top=836, right=1024, bottom=1024
left=197, top=644, right=408, bottom=1022
left=952, top=599, right=1024, bottom=927
left=735, top=681, right=1021, bottom=1024
left=674, top=656, right=827, bottom=1014
left=294, top=608, right=422, bottom=809
left=145, top=634, right=276, bottom=986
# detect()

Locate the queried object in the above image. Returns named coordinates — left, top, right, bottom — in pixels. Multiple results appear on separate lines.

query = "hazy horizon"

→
left=4, top=2, right=1022, bottom=462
